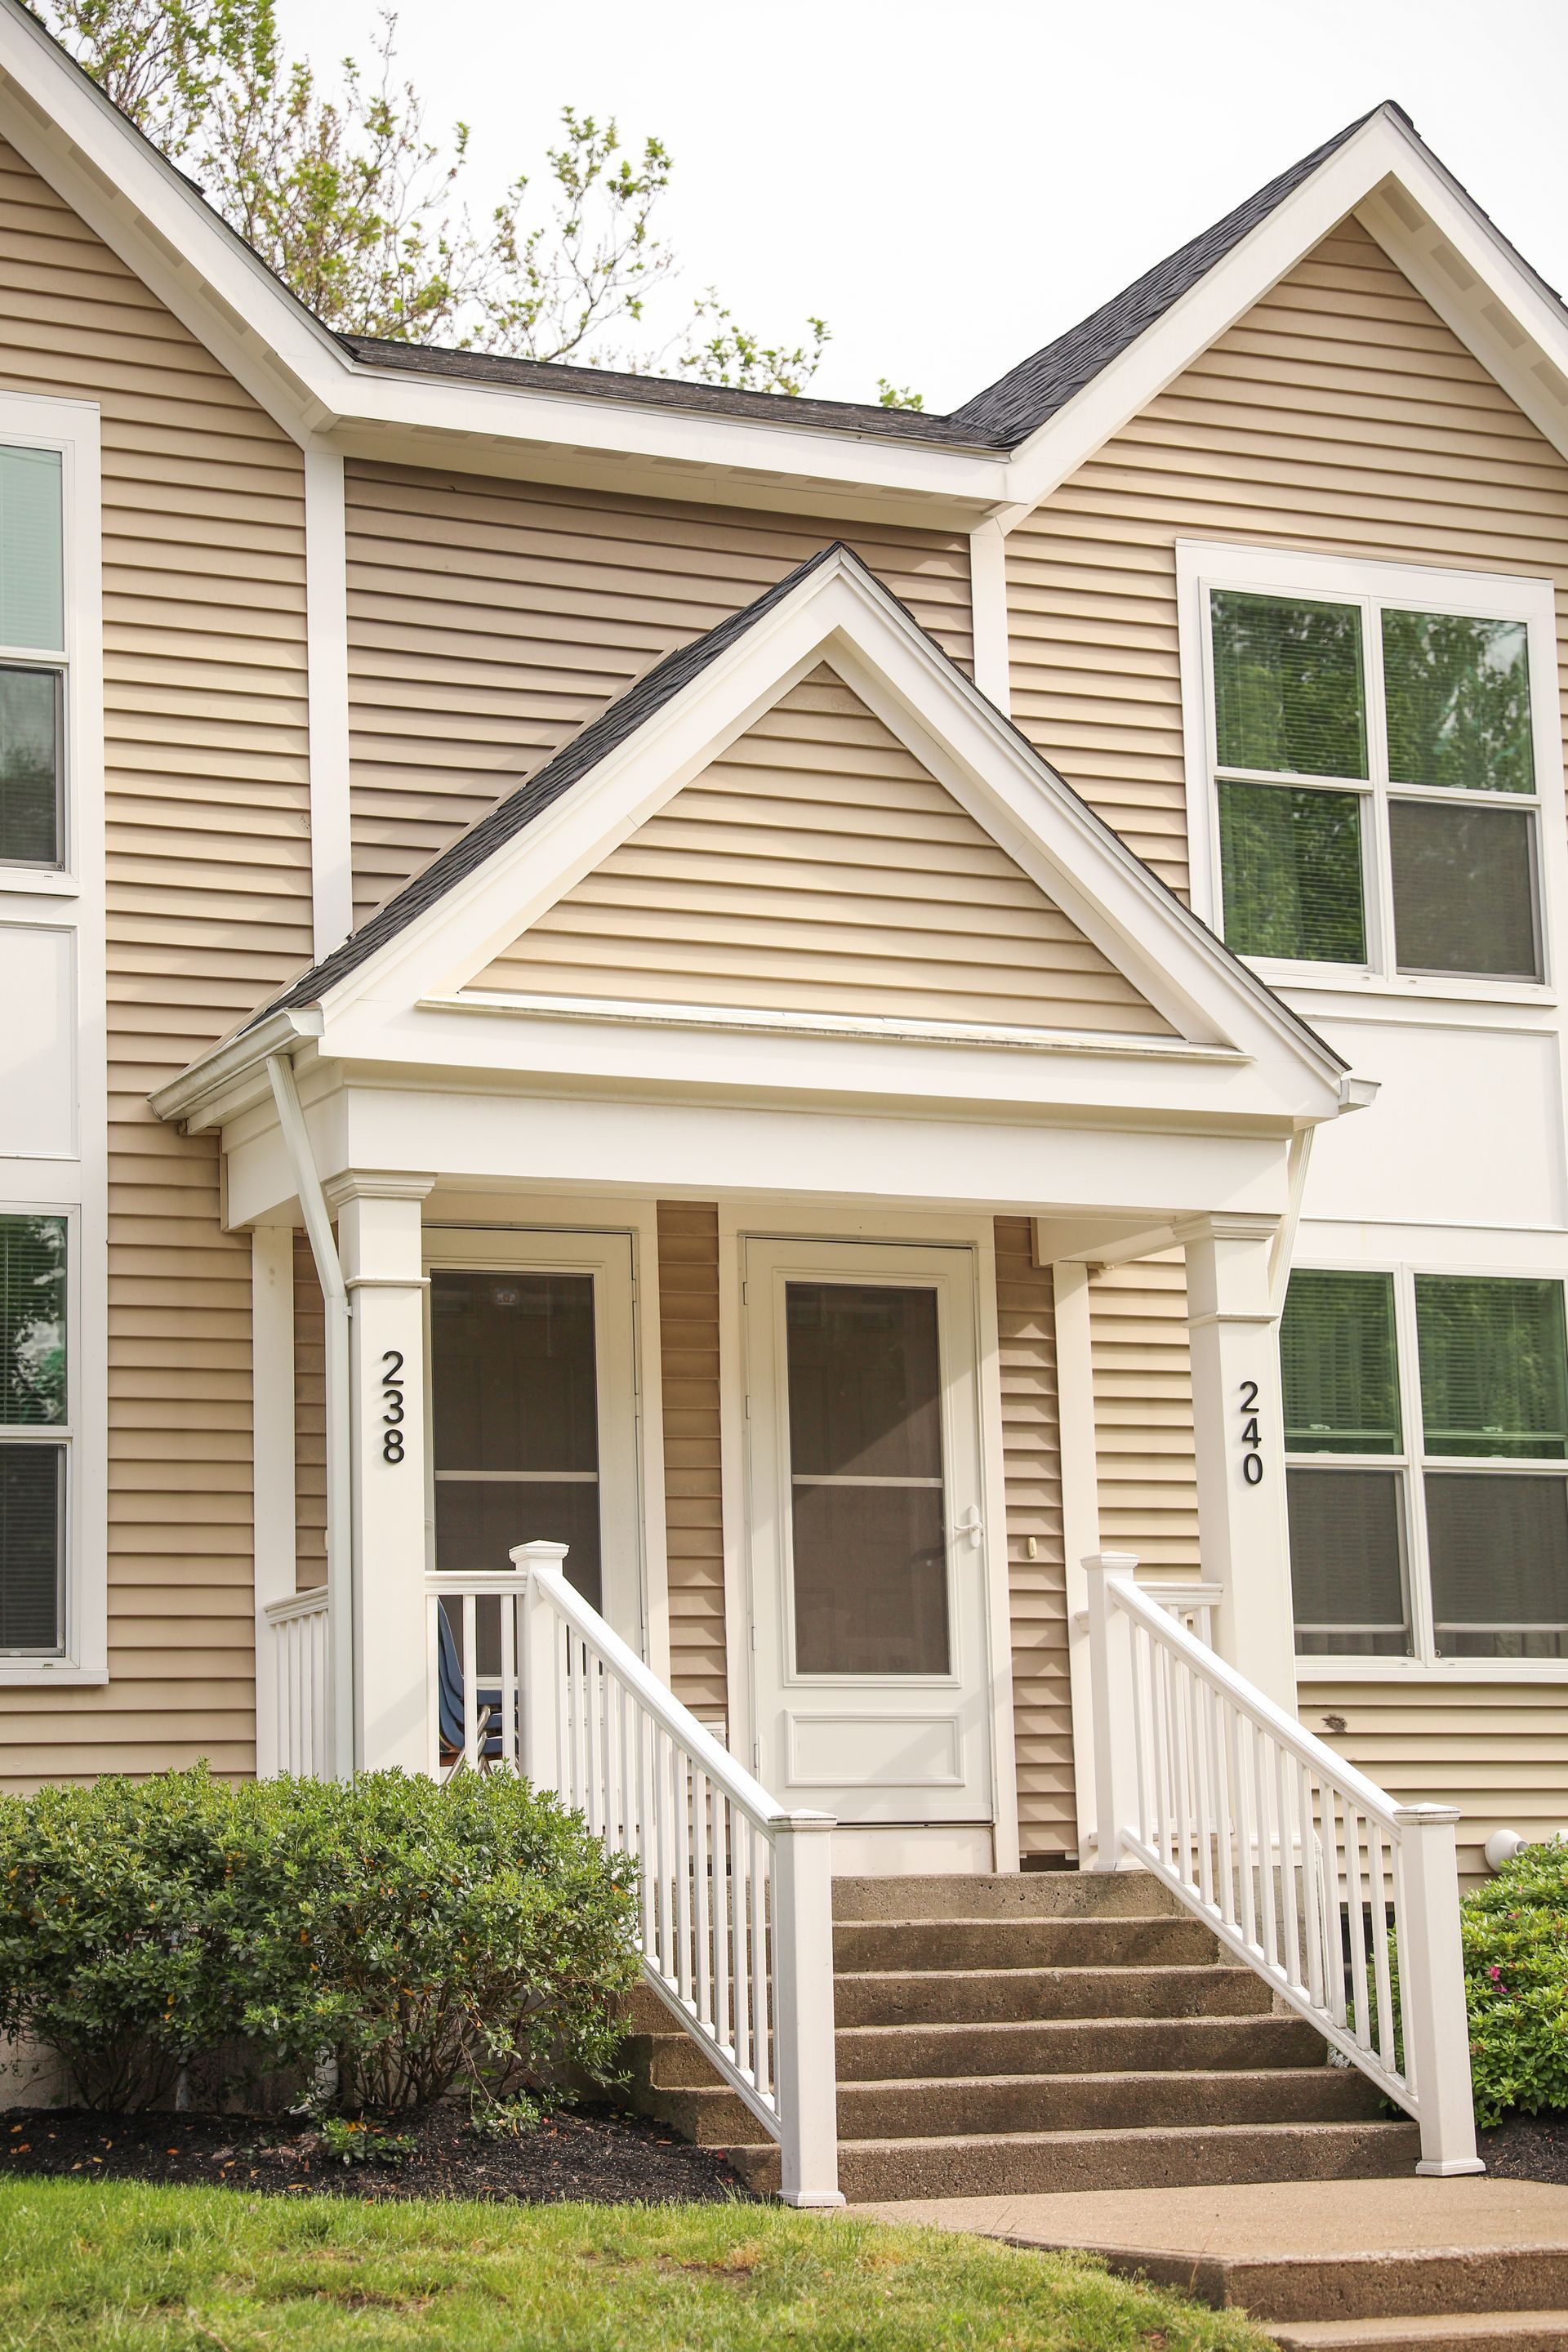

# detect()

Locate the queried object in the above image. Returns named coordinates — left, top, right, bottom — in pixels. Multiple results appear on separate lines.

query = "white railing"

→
left=1086, top=1553, right=1482, bottom=2176
left=425, top=1542, right=843, bottom=2207
left=258, top=1588, right=332, bottom=1779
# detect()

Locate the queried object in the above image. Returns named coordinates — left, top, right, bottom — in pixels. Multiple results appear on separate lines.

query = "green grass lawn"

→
left=0, top=2180, right=1271, bottom=2351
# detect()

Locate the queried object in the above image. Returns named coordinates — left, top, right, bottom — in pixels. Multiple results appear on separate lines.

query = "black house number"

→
left=1238, top=1379, right=1263, bottom=1486
left=381, top=1349, right=406, bottom=1464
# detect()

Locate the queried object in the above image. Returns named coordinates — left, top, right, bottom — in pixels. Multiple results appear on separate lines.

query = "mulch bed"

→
left=1, top=2100, right=755, bottom=2205
left=1479, top=2109, right=1568, bottom=2187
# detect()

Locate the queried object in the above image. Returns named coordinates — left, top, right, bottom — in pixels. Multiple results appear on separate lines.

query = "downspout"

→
left=266, top=1050, right=354, bottom=1780
left=1268, top=1126, right=1315, bottom=1318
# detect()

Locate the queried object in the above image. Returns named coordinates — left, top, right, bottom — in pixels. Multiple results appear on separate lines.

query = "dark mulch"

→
left=1479, top=2109, right=1568, bottom=2186
left=0, top=2100, right=755, bottom=2205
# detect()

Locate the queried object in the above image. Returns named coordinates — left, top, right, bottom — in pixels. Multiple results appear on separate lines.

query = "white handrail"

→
left=1086, top=1553, right=1482, bottom=2177
left=425, top=1543, right=843, bottom=2207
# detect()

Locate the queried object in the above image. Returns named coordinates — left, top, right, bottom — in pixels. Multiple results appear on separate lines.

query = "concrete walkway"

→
left=853, top=2176, right=1568, bottom=2345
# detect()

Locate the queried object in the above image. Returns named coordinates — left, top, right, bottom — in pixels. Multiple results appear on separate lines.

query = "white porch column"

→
left=1176, top=1213, right=1296, bottom=1711
left=327, top=1174, right=434, bottom=1772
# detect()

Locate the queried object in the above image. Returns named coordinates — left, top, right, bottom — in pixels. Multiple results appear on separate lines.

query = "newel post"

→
left=769, top=1810, right=844, bottom=2207
left=513, top=1541, right=568, bottom=1792
left=1393, top=1803, right=1484, bottom=2175
left=1085, top=1552, right=1141, bottom=1873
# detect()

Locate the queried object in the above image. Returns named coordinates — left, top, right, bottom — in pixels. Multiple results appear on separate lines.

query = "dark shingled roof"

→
left=252, top=542, right=847, bottom=1025
left=337, top=106, right=1399, bottom=452
left=946, top=107, right=1390, bottom=444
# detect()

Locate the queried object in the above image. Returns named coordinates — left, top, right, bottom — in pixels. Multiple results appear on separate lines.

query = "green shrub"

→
left=0, top=1766, right=638, bottom=2116
left=1462, top=1836, right=1568, bottom=2127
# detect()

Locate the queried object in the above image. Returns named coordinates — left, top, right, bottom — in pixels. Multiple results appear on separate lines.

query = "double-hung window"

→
left=0, top=1214, right=69, bottom=1655
left=1283, top=1266, right=1568, bottom=1665
left=1183, top=546, right=1555, bottom=987
left=0, top=443, right=65, bottom=873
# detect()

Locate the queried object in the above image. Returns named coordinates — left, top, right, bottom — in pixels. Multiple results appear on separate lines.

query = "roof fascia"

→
left=301, top=554, right=1344, bottom=1106
left=996, top=109, right=1568, bottom=515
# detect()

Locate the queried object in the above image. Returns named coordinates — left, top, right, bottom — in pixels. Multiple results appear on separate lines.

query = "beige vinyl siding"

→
left=1089, top=1253, right=1200, bottom=1572
left=471, top=666, right=1170, bottom=1031
left=1300, top=1680, right=1568, bottom=1885
left=657, top=1204, right=727, bottom=1716
left=994, top=1220, right=1076, bottom=1857
left=1008, top=215, right=1568, bottom=896
left=0, top=140, right=310, bottom=1786
left=293, top=1234, right=326, bottom=1591
left=345, top=461, right=973, bottom=925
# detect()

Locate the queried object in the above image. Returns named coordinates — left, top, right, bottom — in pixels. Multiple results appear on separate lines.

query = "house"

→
left=0, top=1, right=1561, bottom=2203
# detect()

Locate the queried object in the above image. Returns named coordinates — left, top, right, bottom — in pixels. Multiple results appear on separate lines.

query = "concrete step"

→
left=832, top=1962, right=1275, bottom=2025
left=728, top=2117, right=1423, bottom=2200
left=833, top=1915, right=1221, bottom=1972
left=1225, top=2247, right=1568, bottom=2327
left=635, top=2011, right=1328, bottom=2088
left=1271, top=2319, right=1568, bottom=2349
left=832, top=1872, right=1182, bottom=1921
left=644, top=2065, right=1388, bottom=2146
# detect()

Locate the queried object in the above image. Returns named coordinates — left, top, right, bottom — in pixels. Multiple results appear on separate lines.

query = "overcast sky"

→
left=273, top=0, right=1568, bottom=414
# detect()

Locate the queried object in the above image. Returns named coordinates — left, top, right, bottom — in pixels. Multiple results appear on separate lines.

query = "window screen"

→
left=0, top=1213, right=66, bottom=1655
left=0, top=445, right=64, bottom=868
left=1281, top=1270, right=1401, bottom=1454
left=1389, top=801, right=1539, bottom=980
left=1288, top=1468, right=1409, bottom=1657
left=0, top=447, right=63, bottom=654
left=1426, top=1472, right=1568, bottom=1659
left=1211, top=591, right=1367, bottom=777
left=0, top=666, right=60, bottom=868
left=1281, top=1270, right=1409, bottom=1655
left=1216, top=782, right=1365, bottom=964
left=1414, top=1276, right=1568, bottom=1461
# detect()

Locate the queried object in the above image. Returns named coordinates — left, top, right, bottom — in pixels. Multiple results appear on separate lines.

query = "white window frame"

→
left=1177, top=539, right=1566, bottom=1006
left=1288, top=1257, right=1568, bottom=1682
left=0, top=390, right=106, bottom=1686
left=0, top=1202, right=77, bottom=1663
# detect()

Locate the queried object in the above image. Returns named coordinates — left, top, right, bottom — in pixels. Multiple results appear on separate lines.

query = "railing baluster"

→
left=733, top=1813, right=752, bottom=2083
left=713, top=1788, right=732, bottom=2059
left=693, top=1767, right=712, bottom=2031
left=461, top=1594, right=479, bottom=1767
left=1192, top=1669, right=1216, bottom=1912
left=1344, top=1803, right=1372, bottom=2052
left=1256, top=1722, right=1281, bottom=1976
left=675, top=1736, right=694, bottom=2007
left=1323, top=1780, right=1350, bottom=2030
left=1275, top=1736, right=1300, bottom=1989
left=751, top=1831, right=770, bottom=2099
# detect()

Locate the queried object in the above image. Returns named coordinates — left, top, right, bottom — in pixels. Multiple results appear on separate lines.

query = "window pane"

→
left=1383, top=609, right=1533, bottom=795
left=0, top=447, right=63, bottom=653
left=786, top=1283, right=941, bottom=1479
left=0, top=668, right=60, bottom=866
left=1389, top=800, right=1539, bottom=980
left=1287, top=1467, right=1410, bottom=1657
left=1426, top=1471, right=1568, bottom=1659
left=1211, top=590, right=1367, bottom=778
left=791, top=1482, right=949, bottom=1675
left=0, top=1442, right=63, bottom=1652
left=1281, top=1270, right=1401, bottom=1455
left=1, top=1215, right=66, bottom=1428
left=1415, top=1276, right=1568, bottom=1459
left=1217, top=782, right=1365, bottom=963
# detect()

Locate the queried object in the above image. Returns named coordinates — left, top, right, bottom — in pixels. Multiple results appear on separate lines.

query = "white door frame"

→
left=716, top=1201, right=1020, bottom=1871
left=421, top=1219, right=649, bottom=1656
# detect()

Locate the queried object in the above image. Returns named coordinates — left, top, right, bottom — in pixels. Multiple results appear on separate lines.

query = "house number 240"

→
left=381, top=1349, right=406, bottom=1465
left=1238, top=1379, right=1263, bottom=1486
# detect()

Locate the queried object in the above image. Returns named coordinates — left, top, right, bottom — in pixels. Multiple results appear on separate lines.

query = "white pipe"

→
left=1268, top=1126, right=1315, bottom=1317
left=1485, top=1828, right=1529, bottom=1873
left=266, top=1051, right=354, bottom=1779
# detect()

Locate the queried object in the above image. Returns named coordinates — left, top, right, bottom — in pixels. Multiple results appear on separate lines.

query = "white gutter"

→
left=266, top=1051, right=354, bottom=1779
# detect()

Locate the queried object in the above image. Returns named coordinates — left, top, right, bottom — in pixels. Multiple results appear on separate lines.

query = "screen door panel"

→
left=786, top=1281, right=951, bottom=1676
left=430, top=1267, right=603, bottom=1609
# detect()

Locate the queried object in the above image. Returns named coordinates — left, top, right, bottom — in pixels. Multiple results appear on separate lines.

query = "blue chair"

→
left=435, top=1603, right=505, bottom=1767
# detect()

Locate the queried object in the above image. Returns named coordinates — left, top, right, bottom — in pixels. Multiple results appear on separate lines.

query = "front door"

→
left=423, top=1227, right=643, bottom=1647
left=744, top=1238, right=995, bottom=1829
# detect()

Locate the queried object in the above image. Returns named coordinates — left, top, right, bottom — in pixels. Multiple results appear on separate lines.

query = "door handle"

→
left=955, top=1505, right=983, bottom=1551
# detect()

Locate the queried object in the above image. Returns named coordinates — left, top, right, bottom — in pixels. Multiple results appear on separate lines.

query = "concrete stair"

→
left=621, top=1869, right=1421, bottom=2200
left=855, top=2177, right=1568, bottom=2350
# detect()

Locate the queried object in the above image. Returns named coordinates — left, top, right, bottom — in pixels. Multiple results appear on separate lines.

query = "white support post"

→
left=769, top=1811, right=844, bottom=2207
left=251, top=1225, right=296, bottom=1777
left=514, top=1541, right=568, bottom=1789
left=1052, top=1260, right=1103, bottom=1862
left=1084, top=1553, right=1141, bottom=1871
left=1393, top=1803, right=1485, bottom=2176
left=1177, top=1214, right=1298, bottom=1712
left=329, top=1174, right=434, bottom=1773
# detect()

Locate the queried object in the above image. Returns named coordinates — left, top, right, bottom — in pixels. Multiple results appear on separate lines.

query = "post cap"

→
left=1082, top=1552, right=1140, bottom=1573
left=510, top=1540, right=570, bottom=1569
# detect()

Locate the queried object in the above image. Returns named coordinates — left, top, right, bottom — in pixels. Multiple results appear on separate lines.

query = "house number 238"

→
left=1238, top=1379, right=1263, bottom=1486
left=381, top=1350, right=406, bottom=1464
